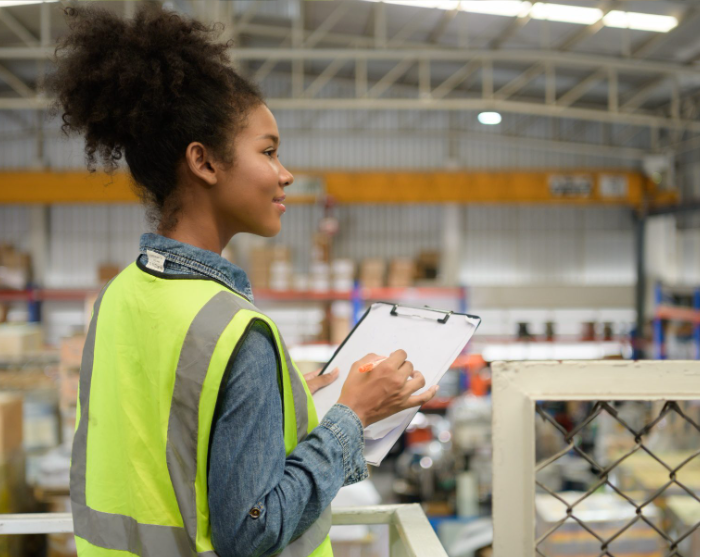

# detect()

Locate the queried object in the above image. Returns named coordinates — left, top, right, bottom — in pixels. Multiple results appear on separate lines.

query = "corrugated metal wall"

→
left=0, top=203, right=666, bottom=289
left=461, top=206, right=636, bottom=286
left=46, top=205, right=147, bottom=288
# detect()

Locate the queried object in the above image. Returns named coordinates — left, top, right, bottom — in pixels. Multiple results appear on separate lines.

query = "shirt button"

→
left=249, top=508, right=261, bottom=519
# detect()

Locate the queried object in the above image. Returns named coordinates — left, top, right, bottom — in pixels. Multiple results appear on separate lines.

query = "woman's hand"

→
left=302, top=367, right=340, bottom=395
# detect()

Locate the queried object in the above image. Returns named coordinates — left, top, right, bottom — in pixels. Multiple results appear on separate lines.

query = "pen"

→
left=358, top=357, right=388, bottom=373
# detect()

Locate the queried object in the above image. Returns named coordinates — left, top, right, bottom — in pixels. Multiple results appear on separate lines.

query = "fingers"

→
left=401, top=371, right=425, bottom=394
left=404, top=385, right=439, bottom=409
left=386, top=349, right=408, bottom=368
left=398, top=360, right=414, bottom=380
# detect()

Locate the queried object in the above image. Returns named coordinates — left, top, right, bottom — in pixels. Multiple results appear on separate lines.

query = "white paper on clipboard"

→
left=312, top=302, right=480, bottom=466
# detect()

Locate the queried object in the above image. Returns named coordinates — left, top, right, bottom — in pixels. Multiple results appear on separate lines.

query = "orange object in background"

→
left=405, top=426, right=433, bottom=447
left=470, top=372, right=491, bottom=397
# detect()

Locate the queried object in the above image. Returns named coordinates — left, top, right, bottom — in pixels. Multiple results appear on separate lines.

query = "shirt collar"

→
left=138, top=233, right=254, bottom=303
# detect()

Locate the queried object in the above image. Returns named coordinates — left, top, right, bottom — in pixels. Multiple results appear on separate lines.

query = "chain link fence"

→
left=535, top=400, right=700, bottom=557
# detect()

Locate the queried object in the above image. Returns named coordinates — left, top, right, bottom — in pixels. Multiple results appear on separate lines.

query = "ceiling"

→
left=0, top=0, right=698, bottom=157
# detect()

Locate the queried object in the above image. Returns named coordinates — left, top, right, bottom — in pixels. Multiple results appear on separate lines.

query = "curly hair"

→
left=45, top=2, right=265, bottom=231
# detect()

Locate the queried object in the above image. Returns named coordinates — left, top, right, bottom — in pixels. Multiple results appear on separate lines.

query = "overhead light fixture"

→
left=604, top=10, right=678, bottom=33
left=459, top=1, right=531, bottom=18
left=478, top=112, right=502, bottom=125
left=530, top=2, right=602, bottom=25
left=360, top=0, right=678, bottom=33
left=0, top=0, right=58, bottom=6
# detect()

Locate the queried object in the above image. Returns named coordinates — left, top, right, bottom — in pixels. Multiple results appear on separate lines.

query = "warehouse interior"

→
left=0, top=0, right=699, bottom=556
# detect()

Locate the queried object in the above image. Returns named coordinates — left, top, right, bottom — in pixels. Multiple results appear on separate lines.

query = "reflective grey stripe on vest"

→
left=71, top=287, right=330, bottom=556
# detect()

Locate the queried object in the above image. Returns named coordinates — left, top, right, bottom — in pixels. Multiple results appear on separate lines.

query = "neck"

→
left=159, top=213, right=232, bottom=255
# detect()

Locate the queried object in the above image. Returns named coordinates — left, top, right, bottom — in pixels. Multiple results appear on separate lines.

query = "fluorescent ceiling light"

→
left=361, top=0, right=678, bottom=33
left=0, top=0, right=57, bottom=5
left=530, top=2, right=602, bottom=25
left=382, top=0, right=460, bottom=8
left=478, top=112, right=502, bottom=125
left=460, top=1, right=531, bottom=18
left=603, top=10, right=678, bottom=33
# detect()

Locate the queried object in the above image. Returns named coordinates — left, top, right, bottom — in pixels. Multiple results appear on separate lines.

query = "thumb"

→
left=323, top=368, right=340, bottom=383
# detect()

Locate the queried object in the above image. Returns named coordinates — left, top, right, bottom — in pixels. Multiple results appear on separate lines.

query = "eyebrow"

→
left=256, top=133, right=280, bottom=145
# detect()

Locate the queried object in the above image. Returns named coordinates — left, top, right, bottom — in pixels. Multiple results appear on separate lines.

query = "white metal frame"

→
left=491, top=360, right=701, bottom=557
left=0, top=504, right=447, bottom=557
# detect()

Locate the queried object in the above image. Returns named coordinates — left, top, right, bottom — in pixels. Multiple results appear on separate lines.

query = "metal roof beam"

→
left=387, top=8, right=429, bottom=48
left=426, top=4, right=460, bottom=44
left=632, top=7, right=699, bottom=59
left=302, top=57, right=346, bottom=99
left=0, top=94, right=697, bottom=131
left=0, top=8, right=39, bottom=47
left=494, top=64, right=543, bottom=101
left=431, top=60, right=481, bottom=99
left=2, top=44, right=697, bottom=78
left=303, top=1, right=353, bottom=48
left=0, top=62, right=32, bottom=97
left=557, top=69, right=607, bottom=107
left=367, top=57, right=414, bottom=98
left=620, top=76, right=669, bottom=112
left=490, top=14, right=532, bottom=50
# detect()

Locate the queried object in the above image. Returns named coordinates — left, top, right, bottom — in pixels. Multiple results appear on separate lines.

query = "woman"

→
left=47, top=4, right=437, bottom=557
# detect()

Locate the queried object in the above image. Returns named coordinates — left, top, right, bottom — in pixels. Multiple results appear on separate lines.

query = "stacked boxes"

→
left=331, top=259, right=355, bottom=292
left=249, top=246, right=291, bottom=289
left=309, top=262, right=330, bottom=292
left=359, top=258, right=385, bottom=289
left=0, top=324, right=43, bottom=357
left=0, top=394, right=27, bottom=557
left=58, top=335, right=84, bottom=446
left=330, top=301, right=353, bottom=345
left=0, top=244, right=31, bottom=290
left=387, top=258, right=415, bottom=288
left=415, top=250, right=440, bottom=281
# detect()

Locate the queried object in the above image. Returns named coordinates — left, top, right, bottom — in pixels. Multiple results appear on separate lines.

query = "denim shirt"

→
left=137, top=233, right=369, bottom=557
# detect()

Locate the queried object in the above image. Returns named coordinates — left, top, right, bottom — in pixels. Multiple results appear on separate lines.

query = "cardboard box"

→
left=0, top=324, right=43, bottom=357
left=60, top=335, right=85, bottom=370
left=58, top=368, right=79, bottom=412
left=360, top=258, right=386, bottom=288
left=0, top=245, right=32, bottom=291
left=388, top=258, right=415, bottom=288
left=0, top=395, right=22, bottom=458
left=0, top=449, right=28, bottom=557
left=97, top=264, right=120, bottom=285
left=416, top=250, right=439, bottom=280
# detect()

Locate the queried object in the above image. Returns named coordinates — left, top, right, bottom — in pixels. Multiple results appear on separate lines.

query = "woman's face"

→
left=214, top=103, right=293, bottom=238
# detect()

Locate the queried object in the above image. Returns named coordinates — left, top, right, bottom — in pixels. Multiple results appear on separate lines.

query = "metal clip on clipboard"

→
left=389, top=304, right=454, bottom=324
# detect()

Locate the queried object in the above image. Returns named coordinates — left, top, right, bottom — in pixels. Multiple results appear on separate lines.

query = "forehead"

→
left=243, top=104, right=279, bottom=139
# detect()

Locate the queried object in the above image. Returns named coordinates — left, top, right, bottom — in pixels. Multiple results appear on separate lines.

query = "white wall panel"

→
left=46, top=204, right=147, bottom=288
left=0, top=206, right=31, bottom=250
left=461, top=206, right=637, bottom=286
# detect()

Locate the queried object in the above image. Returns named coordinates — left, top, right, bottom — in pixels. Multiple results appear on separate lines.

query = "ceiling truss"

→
left=0, top=0, right=697, bottom=160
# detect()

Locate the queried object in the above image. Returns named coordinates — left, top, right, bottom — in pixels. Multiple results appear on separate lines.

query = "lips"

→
left=273, top=195, right=287, bottom=214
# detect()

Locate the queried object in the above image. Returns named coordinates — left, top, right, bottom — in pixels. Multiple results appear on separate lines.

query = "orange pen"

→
left=358, top=357, right=388, bottom=373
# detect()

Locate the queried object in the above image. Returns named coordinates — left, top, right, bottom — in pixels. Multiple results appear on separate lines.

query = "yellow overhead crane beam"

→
left=0, top=170, right=676, bottom=207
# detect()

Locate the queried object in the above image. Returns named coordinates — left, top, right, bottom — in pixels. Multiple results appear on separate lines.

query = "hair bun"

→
left=46, top=2, right=264, bottom=232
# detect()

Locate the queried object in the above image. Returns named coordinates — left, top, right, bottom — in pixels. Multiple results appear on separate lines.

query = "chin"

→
left=257, top=222, right=282, bottom=238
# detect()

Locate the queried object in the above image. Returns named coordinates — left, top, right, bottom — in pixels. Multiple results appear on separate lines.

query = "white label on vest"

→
left=146, top=250, right=166, bottom=273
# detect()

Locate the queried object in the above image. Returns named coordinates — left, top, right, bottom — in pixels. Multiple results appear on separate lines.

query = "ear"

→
left=184, top=142, right=218, bottom=187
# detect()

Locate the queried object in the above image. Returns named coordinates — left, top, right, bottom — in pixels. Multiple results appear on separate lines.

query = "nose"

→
left=280, top=164, right=293, bottom=188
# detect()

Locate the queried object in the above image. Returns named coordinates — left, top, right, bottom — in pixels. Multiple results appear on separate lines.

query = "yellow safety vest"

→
left=70, top=261, right=333, bottom=556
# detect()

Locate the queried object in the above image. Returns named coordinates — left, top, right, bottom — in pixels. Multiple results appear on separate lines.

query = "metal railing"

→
left=0, top=504, right=447, bottom=557
left=492, top=360, right=701, bottom=557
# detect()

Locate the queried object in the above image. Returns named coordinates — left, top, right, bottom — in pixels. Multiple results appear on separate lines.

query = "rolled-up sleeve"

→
left=208, top=322, right=368, bottom=557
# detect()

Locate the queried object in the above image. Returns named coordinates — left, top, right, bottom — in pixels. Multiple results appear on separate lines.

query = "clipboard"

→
left=312, top=301, right=481, bottom=466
